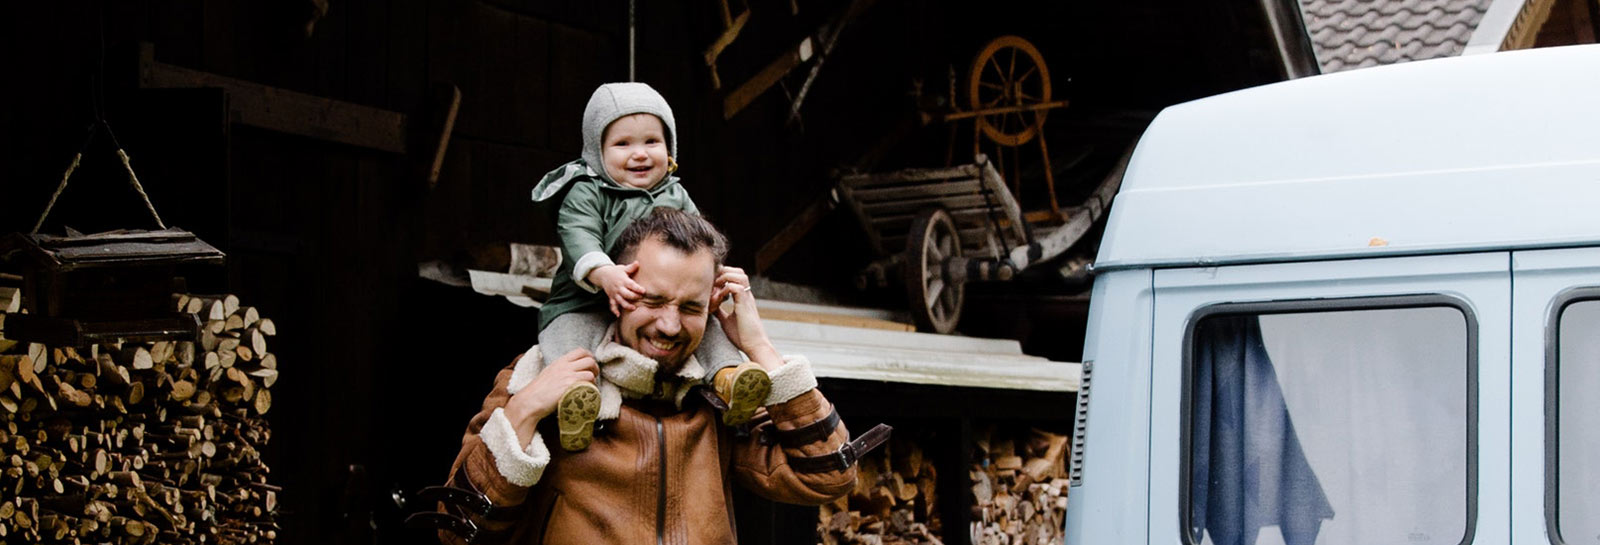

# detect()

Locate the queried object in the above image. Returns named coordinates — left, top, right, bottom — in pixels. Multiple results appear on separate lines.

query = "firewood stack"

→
left=0, top=289, right=281, bottom=544
left=967, top=427, right=1070, bottom=545
left=818, top=436, right=943, bottom=545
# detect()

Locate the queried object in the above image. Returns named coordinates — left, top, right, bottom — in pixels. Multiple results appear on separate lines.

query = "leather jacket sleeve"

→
left=732, top=388, right=859, bottom=505
left=438, top=356, right=539, bottom=545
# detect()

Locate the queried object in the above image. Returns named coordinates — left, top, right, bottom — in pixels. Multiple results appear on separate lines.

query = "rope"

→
left=104, top=122, right=168, bottom=230
left=31, top=153, right=84, bottom=235
left=116, top=148, right=167, bottom=230
left=31, top=121, right=170, bottom=235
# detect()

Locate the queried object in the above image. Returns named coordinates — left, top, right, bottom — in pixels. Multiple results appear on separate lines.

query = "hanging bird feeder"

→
left=2, top=122, right=224, bottom=347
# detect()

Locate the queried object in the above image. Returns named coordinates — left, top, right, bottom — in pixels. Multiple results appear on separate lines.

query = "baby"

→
left=530, top=82, right=770, bottom=451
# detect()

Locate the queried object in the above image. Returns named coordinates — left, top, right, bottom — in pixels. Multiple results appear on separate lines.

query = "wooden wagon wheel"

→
left=904, top=208, right=964, bottom=334
left=968, top=35, right=1052, bottom=147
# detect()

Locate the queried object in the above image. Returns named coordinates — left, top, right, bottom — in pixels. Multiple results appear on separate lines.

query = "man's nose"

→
left=655, top=310, right=681, bottom=336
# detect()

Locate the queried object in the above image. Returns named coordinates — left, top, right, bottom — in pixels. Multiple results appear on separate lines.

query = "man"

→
left=439, top=208, right=866, bottom=544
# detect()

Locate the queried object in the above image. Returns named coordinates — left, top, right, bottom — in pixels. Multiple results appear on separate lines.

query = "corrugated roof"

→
left=1299, top=0, right=1494, bottom=72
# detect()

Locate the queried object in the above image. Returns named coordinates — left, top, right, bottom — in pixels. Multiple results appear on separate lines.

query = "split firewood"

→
left=966, top=425, right=1071, bottom=545
left=118, top=346, right=153, bottom=371
left=0, top=292, right=281, bottom=544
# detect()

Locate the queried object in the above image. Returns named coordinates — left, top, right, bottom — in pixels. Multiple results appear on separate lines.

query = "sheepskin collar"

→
left=508, top=325, right=706, bottom=420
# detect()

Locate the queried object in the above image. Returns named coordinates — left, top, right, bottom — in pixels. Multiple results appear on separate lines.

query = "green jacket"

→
left=532, top=160, right=697, bottom=330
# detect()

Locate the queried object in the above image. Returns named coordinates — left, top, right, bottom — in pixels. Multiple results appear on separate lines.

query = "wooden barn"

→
left=2, top=0, right=1587, bottom=544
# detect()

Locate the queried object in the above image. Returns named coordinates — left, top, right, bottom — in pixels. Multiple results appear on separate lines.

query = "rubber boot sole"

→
left=557, top=382, right=601, bottom=451
left=722, top=366, right=771, bottom=426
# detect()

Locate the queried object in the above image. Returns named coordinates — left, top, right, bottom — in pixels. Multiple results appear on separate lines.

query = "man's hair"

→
left=612, top=207, right=729, bottom=266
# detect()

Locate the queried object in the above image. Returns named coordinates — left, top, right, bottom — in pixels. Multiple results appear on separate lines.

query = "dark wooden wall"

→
left=0, top=1, right=1282, bottom=543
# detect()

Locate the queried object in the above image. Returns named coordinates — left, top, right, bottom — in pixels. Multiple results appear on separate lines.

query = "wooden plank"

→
left=1503, top=0, right=1562, bottom=49
left=1006, top=145, right=1130, bottom=270
left=757, top=299, right=904, bottom=321
left=723, top=36, right=813, bottom=119
left=851, top=179, right=983, bottom=203
left=771, top=335, right=1080, bottom=392
left=835, top=183, right=885, bottom=256
left=755, top=190, right=839, bottom=273
left=765, top=318, right=1027, bottom=355
left=427, top=84, right=462, bottom=188
left=839, top=164, right=981, bottom=188
left=762, top=308, right=913, bottom=332
left=702, top=8, right=750, bottom=89
left=941, top=100, right=1070, bottom=121
left=978, top=156, right=1029, bottom=245
left=137, top=43, right=408, bottom=153
left=870, top=207, right=1010, bottom=231
left=861, top=194, right=991, bottom=216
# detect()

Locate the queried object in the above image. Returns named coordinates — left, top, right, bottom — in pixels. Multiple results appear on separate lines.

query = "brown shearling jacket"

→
left=439, top=351, right=856, bottom=545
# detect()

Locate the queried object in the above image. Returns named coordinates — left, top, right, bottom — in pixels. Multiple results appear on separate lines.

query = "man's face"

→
left=616, top=237, right=714, bottom=372
left=600, top=113, right=670, bottom=190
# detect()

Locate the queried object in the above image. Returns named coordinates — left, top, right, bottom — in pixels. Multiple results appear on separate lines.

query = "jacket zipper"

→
left=657, top=417, right=666, bottom=545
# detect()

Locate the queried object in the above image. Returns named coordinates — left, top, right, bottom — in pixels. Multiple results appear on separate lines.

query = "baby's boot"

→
left=714, top=362, right=771, bottom=426
left=556, top=381, right=601, bottom=451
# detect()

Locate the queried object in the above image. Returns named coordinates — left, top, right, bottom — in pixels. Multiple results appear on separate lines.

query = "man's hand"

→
left=503, top=348, right=599, bottom=445
left=712, top=266, right=782, bottom=370
left=587, top=262, right=644, bottom=316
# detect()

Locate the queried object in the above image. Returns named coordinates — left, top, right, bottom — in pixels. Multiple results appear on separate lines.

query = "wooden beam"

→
left=703, top=9, right=751, bottom=90
left=723, top=36, right=813, bottom=119
left=762, top=308, right=912, bottom=332
left=941, top=101, right=1069, bottom=122
left=136, top=43, right=408, bottom=153
left=755, top=189, right=838, bottom=274
left=977, top=156, right=1029, bottom=246
left=427, top=84, right=462, bottom=189
left=1502, top=0, right=1562, bottom=49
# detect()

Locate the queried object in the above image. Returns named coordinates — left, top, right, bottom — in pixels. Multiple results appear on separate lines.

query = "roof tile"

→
left=1297, top=0, right=1494, bottom=72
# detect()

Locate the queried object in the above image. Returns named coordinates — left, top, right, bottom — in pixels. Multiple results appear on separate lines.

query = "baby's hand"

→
left=589, top=262, right=644, bottom=316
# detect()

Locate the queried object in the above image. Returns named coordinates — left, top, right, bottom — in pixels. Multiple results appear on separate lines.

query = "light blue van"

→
left=1064, top=44, right=1600, bottom=545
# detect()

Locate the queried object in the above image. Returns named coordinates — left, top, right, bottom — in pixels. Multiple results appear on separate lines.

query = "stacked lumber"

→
left=0, top=292, right=280, bottom=544
left=818, top=436, right=942, bottom=545
left=968, top=427, right=1070, bottom=545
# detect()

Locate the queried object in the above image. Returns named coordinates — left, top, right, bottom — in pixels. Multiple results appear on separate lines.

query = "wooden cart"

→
left=837, top=152, right=1125, bottom=334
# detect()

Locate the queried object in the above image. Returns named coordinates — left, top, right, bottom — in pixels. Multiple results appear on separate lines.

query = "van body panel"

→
left=1096, top=161, right=1600, bottom=272
left=1093, top=44, right=1600, bottom=273
left=1146, top=253, right=1510, bottom=545
left=1065, top=269, right=1155, bottom=545
left=1508, top=247, right=1600, bottom=544
left=1075, top=44, right=1600, bottom=545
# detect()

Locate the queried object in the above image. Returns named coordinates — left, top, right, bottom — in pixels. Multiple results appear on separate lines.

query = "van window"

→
left=1186, top=305, right=1471, bottom=545
left=1556, top=300, right=1600, bottom=544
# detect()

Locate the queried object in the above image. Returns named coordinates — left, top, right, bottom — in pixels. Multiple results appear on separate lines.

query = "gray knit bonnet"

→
left=581, top=82, right=678, bottom=187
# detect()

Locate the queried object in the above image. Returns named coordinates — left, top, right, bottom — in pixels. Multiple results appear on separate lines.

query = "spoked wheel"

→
left=904, top=208, right=964, bottom=334
left=968, top=35, right=1052, bottom=147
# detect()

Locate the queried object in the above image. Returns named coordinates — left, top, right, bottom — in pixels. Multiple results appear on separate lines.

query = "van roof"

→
left=1093, top=44, right=1600, bottom=271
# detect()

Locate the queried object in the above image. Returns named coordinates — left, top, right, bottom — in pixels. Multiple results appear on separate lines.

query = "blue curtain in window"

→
left=1190, top=315, right=1334, bottom=545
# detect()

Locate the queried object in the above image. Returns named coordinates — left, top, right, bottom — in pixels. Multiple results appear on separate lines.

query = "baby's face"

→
left=601, top=113, right=670, bottom=190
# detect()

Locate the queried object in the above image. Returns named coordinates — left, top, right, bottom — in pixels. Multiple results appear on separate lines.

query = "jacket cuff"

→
left=765, top=355, right=818, bottom=405
left=572, top=251, right=615, bottom=293
left=481, top=408, right=550, bottom=487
